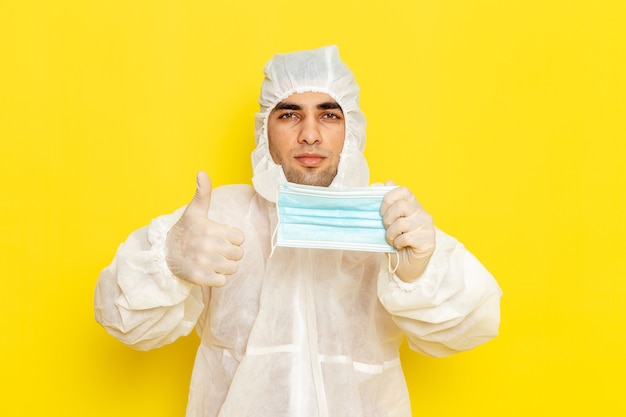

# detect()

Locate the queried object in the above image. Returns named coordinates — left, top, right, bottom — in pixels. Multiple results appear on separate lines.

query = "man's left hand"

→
left=380, top=181, right=436, bottom=282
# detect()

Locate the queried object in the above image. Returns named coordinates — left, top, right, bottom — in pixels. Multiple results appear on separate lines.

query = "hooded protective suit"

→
left=94, top=46, right=502, bottom=417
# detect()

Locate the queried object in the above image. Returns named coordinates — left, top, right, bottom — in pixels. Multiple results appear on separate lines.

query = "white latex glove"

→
left=380, top=181, right=435, bottom=283
left=165, top=171, right=244, bottom=287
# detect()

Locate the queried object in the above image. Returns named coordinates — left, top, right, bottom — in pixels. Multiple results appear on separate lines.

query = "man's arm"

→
left=378, top=228, right=501, bottom=357
left=94, top=208, right=205, bottom=351
left=378, top=183, right=501, bottom=356
left=94, top=171, right=244, bottom=350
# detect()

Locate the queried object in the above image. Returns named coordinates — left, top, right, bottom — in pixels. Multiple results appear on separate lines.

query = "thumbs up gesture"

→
left=165, top=171, right=244, bottom=286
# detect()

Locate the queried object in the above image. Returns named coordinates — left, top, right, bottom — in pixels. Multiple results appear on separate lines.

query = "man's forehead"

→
left=272, top=92, right=341, bottom=111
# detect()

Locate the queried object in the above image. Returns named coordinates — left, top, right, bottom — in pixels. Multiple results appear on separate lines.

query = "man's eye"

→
left=278, top=112, right=297, bottom=119
left=323, top=112, right=341, bottom=120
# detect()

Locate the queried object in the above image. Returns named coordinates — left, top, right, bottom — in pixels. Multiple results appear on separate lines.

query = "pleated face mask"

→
left=274, top=183, right=397, bottom=253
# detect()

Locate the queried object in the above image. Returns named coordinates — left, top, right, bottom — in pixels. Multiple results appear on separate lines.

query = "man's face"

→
left=267, top=92, right=345, bottom=187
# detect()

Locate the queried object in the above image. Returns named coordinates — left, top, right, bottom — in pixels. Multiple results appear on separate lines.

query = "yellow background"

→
left=2, top=0, right=624, bottom=415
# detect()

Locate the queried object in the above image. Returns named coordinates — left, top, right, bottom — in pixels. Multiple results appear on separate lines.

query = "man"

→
left=95, top=45, right=501, bottom=417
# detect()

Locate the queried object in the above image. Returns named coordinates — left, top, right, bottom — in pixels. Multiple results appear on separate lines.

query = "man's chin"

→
left=284, top=169, right=336, bottom=187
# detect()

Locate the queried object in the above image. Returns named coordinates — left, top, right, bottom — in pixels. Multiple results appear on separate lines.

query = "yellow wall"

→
left=2, top=1, right=624, bottom=415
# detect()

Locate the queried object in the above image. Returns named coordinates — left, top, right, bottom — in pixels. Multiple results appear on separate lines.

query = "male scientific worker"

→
left=95, top=45, right=502, bottom=417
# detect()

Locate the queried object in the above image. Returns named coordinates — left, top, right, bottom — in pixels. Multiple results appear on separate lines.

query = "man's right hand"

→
left=165, top=171, right=244, bottom=286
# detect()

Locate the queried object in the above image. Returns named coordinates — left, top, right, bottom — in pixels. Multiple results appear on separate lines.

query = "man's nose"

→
left=298, top=119, right=321, bottom=145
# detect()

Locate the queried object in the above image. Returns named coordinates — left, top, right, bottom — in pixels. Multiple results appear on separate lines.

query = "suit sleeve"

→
left=377, top=228, right=502, bottom=357
left=94, top=207, right=205, bottom=351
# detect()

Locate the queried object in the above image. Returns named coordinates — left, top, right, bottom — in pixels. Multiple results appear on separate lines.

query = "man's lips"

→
left=294, top=153, right=326, bottom=167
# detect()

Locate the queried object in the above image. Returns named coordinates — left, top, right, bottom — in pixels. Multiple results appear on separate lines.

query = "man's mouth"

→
left=295, top=153, right=325, bottom=167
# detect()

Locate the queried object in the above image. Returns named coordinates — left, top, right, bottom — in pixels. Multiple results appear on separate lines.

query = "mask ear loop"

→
left=269, top=222, right=279, bottom=258
left=387, top=251, right=400, bottom=274
left=270, top=187, right=282, bottom=258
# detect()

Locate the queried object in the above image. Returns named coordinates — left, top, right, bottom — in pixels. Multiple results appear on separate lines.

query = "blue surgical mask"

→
left=273, top=183, right=397, bottom=253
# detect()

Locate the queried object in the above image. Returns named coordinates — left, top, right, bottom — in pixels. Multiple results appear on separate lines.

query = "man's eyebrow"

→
left=273, top=102, right=302, bottom=111
left=272, top=101, right=343, bottom=112
left=318, top=102, right=343, bottom=112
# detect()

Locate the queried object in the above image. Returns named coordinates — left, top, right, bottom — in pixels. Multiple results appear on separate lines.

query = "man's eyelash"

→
left=277, top=112, right=342, bottom=119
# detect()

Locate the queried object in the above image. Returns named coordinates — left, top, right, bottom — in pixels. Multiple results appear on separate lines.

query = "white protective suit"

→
left=94, top=45, right=502, bottom=417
